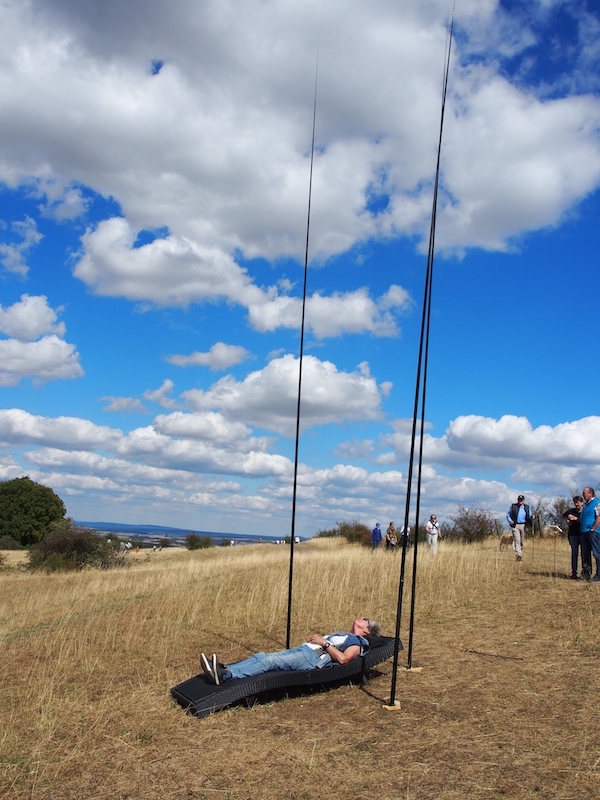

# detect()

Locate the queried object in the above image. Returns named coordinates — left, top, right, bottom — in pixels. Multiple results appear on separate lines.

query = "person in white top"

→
left=425, top=514, right=441, bottom=554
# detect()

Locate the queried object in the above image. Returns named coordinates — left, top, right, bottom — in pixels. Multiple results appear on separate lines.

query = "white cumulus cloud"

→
left=0, top=295, right=82, bottom=386
left=0, top=1, right=596, bottom=314
left=167, top=342, right=251, bottom=370
left=0, top=294, right=65, bottom=340
left=0, top=217, right=43, bottom=276
left=182, top=354, right=384, bottom=436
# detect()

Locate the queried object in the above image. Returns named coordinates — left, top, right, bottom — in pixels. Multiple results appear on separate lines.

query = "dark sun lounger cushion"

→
left=171, top=635, right=402, bottom=718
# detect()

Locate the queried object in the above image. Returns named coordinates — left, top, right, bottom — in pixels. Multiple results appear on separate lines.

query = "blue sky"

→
left=1, top=0, right=599, bottom=537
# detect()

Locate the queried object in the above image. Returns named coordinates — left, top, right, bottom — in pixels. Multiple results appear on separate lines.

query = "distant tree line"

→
left=0, top=473, right=583, bottom=571
left=315, top=495, right=583, bottom=549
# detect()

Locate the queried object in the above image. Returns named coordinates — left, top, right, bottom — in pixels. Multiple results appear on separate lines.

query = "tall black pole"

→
left=406, top=12, right=454, bottom=668
left=389, top=11, right=454, bottom=702
left=286, top=61, right=318, bottom=649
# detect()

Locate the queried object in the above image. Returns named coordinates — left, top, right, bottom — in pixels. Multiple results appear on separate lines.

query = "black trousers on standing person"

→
left=568, top=534, right=582, bottom=577
left=580, top=532, right=592, bottom=578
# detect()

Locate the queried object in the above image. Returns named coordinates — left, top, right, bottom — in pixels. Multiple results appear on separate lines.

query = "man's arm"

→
left=307, top=634, right=361, bottom=665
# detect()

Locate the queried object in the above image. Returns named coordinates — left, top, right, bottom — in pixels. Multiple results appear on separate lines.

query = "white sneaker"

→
left=200, top=652, right=216, bottom=683
left=211, top=653, right=221, bottom=685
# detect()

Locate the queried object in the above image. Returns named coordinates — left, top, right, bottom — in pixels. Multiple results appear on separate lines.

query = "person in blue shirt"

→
left=506, top=494, right=533, bottom=562
left=580, top=487, right=600, bottom=582
left=200, top=617, right=380, bottom=684
left=370, top=522, right=383, bottom=549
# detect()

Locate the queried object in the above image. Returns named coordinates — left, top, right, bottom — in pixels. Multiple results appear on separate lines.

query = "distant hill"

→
left=76, top=520, right=286, bottom=546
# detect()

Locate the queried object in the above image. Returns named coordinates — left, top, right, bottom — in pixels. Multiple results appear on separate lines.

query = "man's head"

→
left=583, top=487, right=595, bottom=502
left=517, top=495, right=525, bottom=504
left=430, top=515, right=437, bottom=522
left=352, top=617, right=381, bottom=637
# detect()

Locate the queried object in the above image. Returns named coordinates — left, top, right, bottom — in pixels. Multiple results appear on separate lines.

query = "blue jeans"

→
left=590, top=530, right=600, bottom=577
left=227, top=644, right=330, bottom=679
left=581, top=532, right=593, bottom=577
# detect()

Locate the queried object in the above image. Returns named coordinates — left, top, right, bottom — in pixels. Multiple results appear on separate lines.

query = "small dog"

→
left=499, top=533, right=513, bottom=551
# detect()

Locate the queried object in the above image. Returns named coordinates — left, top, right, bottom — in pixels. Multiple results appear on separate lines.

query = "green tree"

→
left=0, top=476, right=66, bottom=546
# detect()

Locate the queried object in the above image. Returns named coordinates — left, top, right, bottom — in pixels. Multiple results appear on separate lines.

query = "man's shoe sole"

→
left=201, top=653, right=216, bottom=683
left=211, top=653, right=221, bottom=685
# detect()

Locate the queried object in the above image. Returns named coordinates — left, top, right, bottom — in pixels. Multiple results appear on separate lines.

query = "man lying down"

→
left=200, top=617, right=381, bottom=685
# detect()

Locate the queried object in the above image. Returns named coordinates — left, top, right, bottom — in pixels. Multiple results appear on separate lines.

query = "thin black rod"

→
left=389, top=11, right=453, bottom=702
left=407, top=250, right=434, bottom=666
left=388, top=231, right=432, bottom=702
left=286, top=60, right=318, bottom=649
left=407, top=11, right=454, bottom=668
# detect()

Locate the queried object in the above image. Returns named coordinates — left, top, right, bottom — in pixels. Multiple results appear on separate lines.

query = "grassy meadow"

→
left=1, top=536, right=599, bottom=799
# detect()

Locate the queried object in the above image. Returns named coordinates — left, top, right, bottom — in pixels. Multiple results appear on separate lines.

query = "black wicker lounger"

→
left=171, top=635, right=402, bottom=718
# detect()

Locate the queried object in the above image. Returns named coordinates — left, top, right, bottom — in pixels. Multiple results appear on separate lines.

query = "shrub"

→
left=0, top=534, right=24, bottom=550
left=414, top=524, right=427, bottom=545
left=445, top=505, right=497, bottom=544
left=316, top=520, right=371, bottom=547
left=316, top=527, right=337, bottom=538
left=185, top=533, right=214, bottom=550
left=28, top=519, right=127, bottom=571
left=0, top=476, right=66, bottom=546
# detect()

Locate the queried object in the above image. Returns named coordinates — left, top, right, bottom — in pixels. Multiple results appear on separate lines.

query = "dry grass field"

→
left=1, top=536, right=599, bottom=800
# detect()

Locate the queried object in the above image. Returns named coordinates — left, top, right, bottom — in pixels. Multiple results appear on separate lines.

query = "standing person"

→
left=425, top=514, right=441, bottom=554
left=563, top=495, right=584, bottom=579
left=371, top=522, right=382, bottom=550
left=580, top=487, right=600, bottom=582
left=506, top=495, right=533, bottom=562
left=385, top=522, right=398, bottom=550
